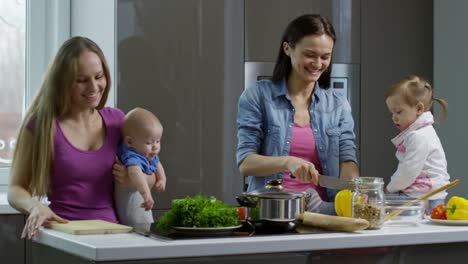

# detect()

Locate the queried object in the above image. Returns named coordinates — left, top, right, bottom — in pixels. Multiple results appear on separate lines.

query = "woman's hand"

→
left=22, top=201, right=68, bottom=239
left=113, top=157, right=131, bottom=186
left=287, top=156, right=319, bottom=184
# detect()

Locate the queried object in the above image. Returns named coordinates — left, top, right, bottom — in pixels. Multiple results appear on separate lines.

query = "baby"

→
left=114, top=107, right=167, bottom=228
left=385, top=75, right=449, bottom=214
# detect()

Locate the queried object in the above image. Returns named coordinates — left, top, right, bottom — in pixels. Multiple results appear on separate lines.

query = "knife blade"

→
left=290, top=174, right=354, bottom=190
left=318, top=175, right=354, bottom=190
left=133, top=227, right=172, bottom=242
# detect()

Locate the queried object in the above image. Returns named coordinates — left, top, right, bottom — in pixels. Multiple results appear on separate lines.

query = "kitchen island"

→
left=31, top=220, right=468, bottom=264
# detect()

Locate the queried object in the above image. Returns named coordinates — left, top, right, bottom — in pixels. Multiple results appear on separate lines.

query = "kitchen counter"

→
left=32, top=220, right=468, bottom=263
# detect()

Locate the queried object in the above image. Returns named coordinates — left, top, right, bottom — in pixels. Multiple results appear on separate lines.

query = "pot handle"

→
left=236, top=195, right=257, bottom=208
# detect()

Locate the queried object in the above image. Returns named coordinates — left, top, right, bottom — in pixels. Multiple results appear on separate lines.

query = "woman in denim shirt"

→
left=236, top=14, right=359, bottom=214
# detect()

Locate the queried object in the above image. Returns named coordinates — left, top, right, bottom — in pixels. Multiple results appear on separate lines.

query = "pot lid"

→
left=245, top=179, right=305, bottom=199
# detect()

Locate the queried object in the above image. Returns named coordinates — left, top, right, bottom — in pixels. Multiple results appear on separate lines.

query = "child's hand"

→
left=154, top=179, right=166, bottom=192
left=139, top=192, right=154, bottom=211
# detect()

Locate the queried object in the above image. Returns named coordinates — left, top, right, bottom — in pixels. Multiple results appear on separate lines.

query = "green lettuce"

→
left=156, top=195, right=240, bottom=231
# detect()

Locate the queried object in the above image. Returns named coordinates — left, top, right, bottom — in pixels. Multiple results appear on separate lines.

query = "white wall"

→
left=0, top=0, right=70, bottom=190
left=28, top=0, right=70, bottom=110
left=28, top=0, right=115, bottom=105
left=434, top=0, right=468, bottom=197
left=70, top=0, right=115, bottom=107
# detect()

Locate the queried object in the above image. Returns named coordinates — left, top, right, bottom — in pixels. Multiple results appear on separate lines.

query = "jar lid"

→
left=353, top=177, right=384, bottom=189
left=245, top=179, right=305, bottom=199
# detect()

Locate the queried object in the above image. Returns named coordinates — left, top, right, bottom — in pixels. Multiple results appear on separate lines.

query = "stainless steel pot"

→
left=236, top=179, right=305, bottom=231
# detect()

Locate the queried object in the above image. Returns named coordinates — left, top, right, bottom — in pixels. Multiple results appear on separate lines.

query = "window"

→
left=0, top=1, right=116, bottom=187
left=0, top=0, right=26, bottom=185
left=0, top=0, right=71, bottom=187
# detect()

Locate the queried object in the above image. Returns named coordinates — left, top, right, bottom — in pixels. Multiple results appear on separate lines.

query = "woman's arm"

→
left=8, top=130, right=35, bottom=214
left=240, top=154, right=319, bottom=184
left=339, top=160, right=360, bottom=181
left=337, top=96, right=359, bottom=181
left=7, top=130, right=67, bottom=239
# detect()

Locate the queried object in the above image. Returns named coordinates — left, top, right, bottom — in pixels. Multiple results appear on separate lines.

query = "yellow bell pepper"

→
left=335, top=190, right=352, bottom=217
left=446, top=196, right=468, bottom=220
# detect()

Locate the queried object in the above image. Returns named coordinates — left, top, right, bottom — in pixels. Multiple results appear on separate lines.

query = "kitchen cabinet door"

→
left=116, top=0, right=244, bottom=214
left=244, top=0, right=361, bottom=64
left=0, top=214, right=25, bottom=264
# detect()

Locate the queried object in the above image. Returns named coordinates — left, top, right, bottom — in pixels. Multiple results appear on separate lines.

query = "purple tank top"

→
left=48, top=107, right=124, bottom=223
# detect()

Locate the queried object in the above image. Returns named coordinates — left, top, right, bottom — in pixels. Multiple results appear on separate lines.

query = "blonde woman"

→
left=7, top=36, right=153, bottom=239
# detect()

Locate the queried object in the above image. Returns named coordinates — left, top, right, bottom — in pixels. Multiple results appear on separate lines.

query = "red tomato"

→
left=430, top=204, right=447, bottom=219
left=237, top=207, right=246, bottom=221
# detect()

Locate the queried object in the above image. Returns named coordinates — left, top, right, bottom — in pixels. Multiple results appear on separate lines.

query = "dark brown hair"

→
left=271, top=14, right=336, bottom=88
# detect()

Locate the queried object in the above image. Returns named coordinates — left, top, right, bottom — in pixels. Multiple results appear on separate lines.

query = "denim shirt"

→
left=236, top=79, right=358, bottom=201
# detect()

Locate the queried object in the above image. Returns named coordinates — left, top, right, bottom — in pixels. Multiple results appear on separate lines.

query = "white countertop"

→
left=33, top=221, right=468, bottom=261
left=0, top=192, right=20, bottom=214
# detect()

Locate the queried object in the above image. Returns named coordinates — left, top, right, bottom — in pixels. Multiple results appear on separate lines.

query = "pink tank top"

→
left=48, top=107, right=124, bottom=223
left=283, top=123, right=328, bottom=201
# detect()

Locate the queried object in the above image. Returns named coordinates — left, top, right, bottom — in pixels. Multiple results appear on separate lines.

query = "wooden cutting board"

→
left=47, top=220, right=133, bottom=235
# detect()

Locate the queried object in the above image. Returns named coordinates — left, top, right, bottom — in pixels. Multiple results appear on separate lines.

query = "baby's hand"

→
left=140, top=192, right=154, bottom=211
left=154, top=179, right=166, bottom=192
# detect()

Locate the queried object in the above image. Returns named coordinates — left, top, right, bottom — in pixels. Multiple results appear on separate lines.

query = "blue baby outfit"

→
left=118, top=143, right=159, bottom=174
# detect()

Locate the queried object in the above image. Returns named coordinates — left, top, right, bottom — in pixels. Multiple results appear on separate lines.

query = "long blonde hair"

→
left=11, top=36, right=111, bottom=196
left=385, top=75, right=448, bottom=120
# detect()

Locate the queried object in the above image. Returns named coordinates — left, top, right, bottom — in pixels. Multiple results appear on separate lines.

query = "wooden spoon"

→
left=384, top=179, right=460, bottom=221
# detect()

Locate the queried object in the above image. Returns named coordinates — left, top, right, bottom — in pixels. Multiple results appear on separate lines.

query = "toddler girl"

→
left=385, top=75, right=449, bottom=214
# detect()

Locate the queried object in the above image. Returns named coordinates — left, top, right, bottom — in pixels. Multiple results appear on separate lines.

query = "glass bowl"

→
left=384, top=198, right=426, bottom=226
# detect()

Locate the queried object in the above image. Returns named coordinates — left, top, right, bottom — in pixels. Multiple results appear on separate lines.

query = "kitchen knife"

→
left=290, top=174, right=354, bottom=190
left=318, top=175, right=354, bottom=190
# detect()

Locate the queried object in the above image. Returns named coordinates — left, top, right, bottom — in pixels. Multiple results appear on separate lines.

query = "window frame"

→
left=0, top=0, right=71, bottom=186
left=0, top=0, right=116, bottom=188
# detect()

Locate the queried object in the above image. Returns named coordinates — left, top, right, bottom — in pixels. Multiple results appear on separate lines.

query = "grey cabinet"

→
left=0, top=214, right=25, bottom=264
left=116, top=0, right=245, bottom=213
left=32, top=242, right=311, bottom=264
left=244, top=0, right=361, bottom=64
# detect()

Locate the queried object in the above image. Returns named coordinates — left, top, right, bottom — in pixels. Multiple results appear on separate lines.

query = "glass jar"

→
left=351, top=177, right=385, bottom=229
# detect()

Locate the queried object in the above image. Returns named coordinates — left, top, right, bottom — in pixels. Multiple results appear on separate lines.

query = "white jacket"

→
left=386, top=112, right=450, bottom=200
